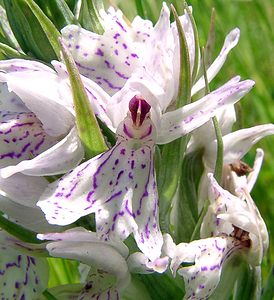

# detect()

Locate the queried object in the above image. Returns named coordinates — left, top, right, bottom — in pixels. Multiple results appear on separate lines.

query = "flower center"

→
left=129, top=96, right=151, bottom=127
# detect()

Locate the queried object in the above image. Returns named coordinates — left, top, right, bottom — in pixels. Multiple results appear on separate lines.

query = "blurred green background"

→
left=113, top=0, right=274, bottom=281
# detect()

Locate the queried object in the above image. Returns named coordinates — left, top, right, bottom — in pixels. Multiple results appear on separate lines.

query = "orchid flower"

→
left=185, top=79, right=274, bottom=209
left=0, top=230, right=48, bottom=299
left=163, top=172, right=268, bottom=300
left=37, top=227, right=168, bottom=299
left=61, top=3, right=240, bottom=101
left=37, top=76, right=254, bottom=260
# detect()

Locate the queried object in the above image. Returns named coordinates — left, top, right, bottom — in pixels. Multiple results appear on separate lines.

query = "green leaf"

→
left=60, top=39, right=108, bottom=159
left=261, top=266, right=274, bottom=300
left=34, top=0, right=77, bottom=30
left=4, top=0, right=60, bottom=62
left=204, top=8, right=216, bottom=68
left=171, top=149, right=204, bottom=243
left=233, top=264, right=262, bottom=300
left=0, top=42, right=28, bottom=59
left=78, top=0, right=104, bottom=34
left=0, top=211, right=43, bottom=244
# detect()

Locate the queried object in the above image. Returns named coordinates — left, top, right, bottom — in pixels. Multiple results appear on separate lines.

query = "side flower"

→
left=164, top=173, right=268, bottom=300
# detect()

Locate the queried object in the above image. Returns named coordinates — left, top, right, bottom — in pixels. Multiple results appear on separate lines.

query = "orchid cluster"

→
left=0, top=1, right=272, bottom=299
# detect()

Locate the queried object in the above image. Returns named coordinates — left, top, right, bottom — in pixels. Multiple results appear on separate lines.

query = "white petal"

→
left=246, top=148, right=264, bottom=192
left=0, top=111, right=58, bottom=169
left=43, top=238, right=130, bottom=290
left=1, top=126, right=84, bottom=177
left=38, top=117, right=163, bottom=261
left=173, top=236, right=241, bottom=300
left=0, top=58, right=55, bottom=73
left=191, top=28, right=240, bottom=96
left=205, top=124, right=274, bottom=168
left=0, top=195, right=61, bottom=233
left=157, top=79, right=254, bottom=144
left=127, top=252, right=169, bottom=274
left=38, top=227, right=128, bottom=258
left=0, top=64, right=74, bottom=136
left=187, top=105, right=236, bottom=154
left=0, top=173, right=48, bottom=207
left=0, top=82, right=28, bottom=112
left=61, top=24, right=141, bottom=95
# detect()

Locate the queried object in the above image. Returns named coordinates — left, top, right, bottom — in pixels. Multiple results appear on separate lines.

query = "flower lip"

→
left=129, top=95, right=151, bottom=127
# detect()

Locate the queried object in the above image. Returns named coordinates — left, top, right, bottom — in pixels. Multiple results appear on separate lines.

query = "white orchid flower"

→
left=0, top=60, right=85, bottom=184
left=61, top=3, right=240, bottom=101
left=38, top=76, right=254, bottom=260
left=163, top=172, right=268, bottom=299
left=37, top=227, right=168, bottom=299
left=0, top=231, right=48, bottom=299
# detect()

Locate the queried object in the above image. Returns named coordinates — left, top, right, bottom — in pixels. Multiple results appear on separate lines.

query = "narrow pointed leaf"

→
left=60, top=39, right=108, bottom=159
left=204, top=8, right=216, bottom=67
left=78, top=0, right=104, bottom=34
left=0, top=42, right=28, bottom=59
left=0, top=212, right=44, bottom=244
left=3, top=0, right=60, bottom=62
left=34, top=0, right=77, bottom=30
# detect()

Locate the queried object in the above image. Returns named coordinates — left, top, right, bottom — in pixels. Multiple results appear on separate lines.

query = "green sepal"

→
left=170, top=149, right=204, bottom=243
left=0, top=211, right=44, bottom=244
left=135, top=272, right=184, bottom=300
left=4, top=0, right=61, bottom=62
left=78, top=0, right=104, bottom=34
left=171, top=4, right=191, bottom=107
left=34, top=0, right=77, bottom=30
left=60, top=39, right=108, bottom=159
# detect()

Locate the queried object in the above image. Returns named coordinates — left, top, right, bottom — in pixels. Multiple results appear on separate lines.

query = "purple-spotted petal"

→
left=0, top=111, right=58, bottom=169
left=38, top=117, right=163, bottom=261
left=0, top=173, right=48, bottom=207
left=205, top=124, right=274, bottom=168
left=61, top=24, right=141, bottom=96
left=157, top=79, right=254, bottom=144
left=192, top=28, right=240, bottom=96
left=172, top=236, right=242, bottom=300
left=1, top=126, right=84, bottom=177
left=0, top=232, right=48, bottom=300
left=0, top=62, right=74, bottom=136
left=202, top=174, right=268, bottom=266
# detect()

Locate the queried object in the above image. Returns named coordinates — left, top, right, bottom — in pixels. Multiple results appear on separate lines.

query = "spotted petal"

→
left=170, top=236, right=242, bottom=300
left=0, top=111, right=58, bottom=169
left=0, top=60, right=74, bottom=136
left=1, top=126, right=84, bottom=177
left=157, top=79, right=254, bottom=144
left=38, top=117, right=163, bottom=261
left=0, top=231, right=48, bottom=300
